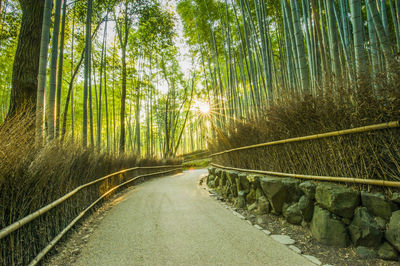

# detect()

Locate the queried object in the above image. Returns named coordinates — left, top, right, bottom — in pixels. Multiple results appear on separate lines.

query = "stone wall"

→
left=207, top=167, right=400, bottom=261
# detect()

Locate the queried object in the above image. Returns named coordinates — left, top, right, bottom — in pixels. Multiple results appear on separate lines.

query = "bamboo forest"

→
left=0, top=0, right=400, bottom=265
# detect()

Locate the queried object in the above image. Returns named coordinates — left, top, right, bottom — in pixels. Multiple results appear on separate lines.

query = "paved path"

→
left=74, top=169, right=313, bottom=266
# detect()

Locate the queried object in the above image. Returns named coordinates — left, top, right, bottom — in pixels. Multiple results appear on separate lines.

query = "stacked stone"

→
left=206, top=167, right=400, bottom=261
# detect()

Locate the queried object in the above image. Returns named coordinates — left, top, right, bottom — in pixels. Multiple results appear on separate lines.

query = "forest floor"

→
left=45, top=169, right=312, bottom=265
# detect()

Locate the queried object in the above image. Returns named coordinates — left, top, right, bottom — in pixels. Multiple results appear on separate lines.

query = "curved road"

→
left=74, top=169, right=312, bottom=265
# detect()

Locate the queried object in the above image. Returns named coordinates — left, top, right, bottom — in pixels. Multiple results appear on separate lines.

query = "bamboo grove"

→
left=1, top=0, right=400, bottom=159
left=0, top=0, right=211, bottom=157
left=177, top=0, right=400, bottom=126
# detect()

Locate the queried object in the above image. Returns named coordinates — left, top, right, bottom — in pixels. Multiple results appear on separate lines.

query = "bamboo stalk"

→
left=0, top=165, right=182, bottom=240
left=211, top=163, right=400, bottom=188
left=211, top=121, right=399, bottom=157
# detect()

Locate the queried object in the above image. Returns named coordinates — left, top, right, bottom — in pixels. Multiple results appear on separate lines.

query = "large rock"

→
left=260, top=177, right=286, bottom=214
left=282, top=179, right=303, bottom=202
left=214, top=175, right=220, bottom=187
left=222, top=170, right=228, bottom=178
left=298, top=195, right=314, bottom=222
left=374, top=216, right=387, bottom=231
left=255, top=187, right=264, bottom=200
left=260, top=177, right=302, bottom=214
left=246, top=188, right=256, bottom=204
left=315, top=183, right=359, bottom=218
left=348, top=207, right=382, bottom=247
left=391, top=193, right=400, bottom=204
left=226, top=171, right=238, bottom=197
left=246, top=174, right=260, bottom=183
left=215, top=168, right=223, bottom=178
left=299, top=181, right=316, bottom=199
left=283, top=203, right=302, bottom=225
left=208, top=167, right=215, bottom=175
left=385, top=210, right=400, bottom=252
left=310, top=206, right=350, bottom=247
left=222, top=184, right=232, bottom=198
left=226, top=171, right=238, bottom=185
left=219, top=172, right=227, bottom=188
left=248, top=202, right=258, bottom=212
left=391, top=202, right=399, bottom=212
left=378, top=242, right=399, bottom=261
left=207, top=175, right=216, bottom=188
left=238, top=173, right=250, bottom=193
left=229, top=184, right=237, bottom=198
left=257, top=196, right=270, bottom=215
left=356, top=246, right=378, bottom=259
left=236, top=190, right=247, bottom=208
left=361, top=191, right=391, bottom=220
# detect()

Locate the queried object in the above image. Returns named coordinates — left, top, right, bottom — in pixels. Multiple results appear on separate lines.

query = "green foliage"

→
left=136, top=1, right=176, bottom=51
left=182, top=157, right=211, bottom=169
left=0, top=0, right=21, bottom=122
left=0, top=1, right=20, bottom=41
left=177, top=0, right=227, bottom=54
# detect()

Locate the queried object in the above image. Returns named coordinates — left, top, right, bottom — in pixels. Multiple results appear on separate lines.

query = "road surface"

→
left=73, top=169, right=313, bottom=265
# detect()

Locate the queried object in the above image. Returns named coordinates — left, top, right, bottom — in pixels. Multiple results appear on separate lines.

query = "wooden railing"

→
left=0, top=165, right=182, bottom=265
left=210, top=121, right=400, bottom=188
left=211, top=163, right=400, bottom=188
left=211, top=121, right=399, bottom=157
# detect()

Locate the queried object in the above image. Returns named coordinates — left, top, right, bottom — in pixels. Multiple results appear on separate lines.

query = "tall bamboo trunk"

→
left=325, top=0, right=341, bottom=79
left=35, top=0, right=52, bottom=148
left=350, top=0, right=368, bottom=78
left=56, top=0, right=67, bottom=138
left=135, top=86, right=141, bottom=156
left=290, top=0, right=309, bottom=92
left=47, top=0, right=62, bottom=140
left=83, top=0, right=93, bottom=147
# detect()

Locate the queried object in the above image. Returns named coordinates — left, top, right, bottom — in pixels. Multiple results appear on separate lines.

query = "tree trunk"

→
left=9, top=0, right=44, bottom=117
left=325, top=0, right=341, bottom=78
left=56, top=0, right=67, bottom=138
left=35, top=0, right=52, bottom=148
left=48, top=0, right=62, bottom=140
left=389, top=0, right=400, bottom=52
left=290, top=0, right=309, bottom=92
left=97, top=15, right=108, bottom=150
left=350, top=0, right=367, bottom=78
left=135, top=86, right=140, bottom=156
left=83, top=0, right=93, bottom=147
left=366, top=0, right=394, bottom=70
left=366, top=0, right=379, bottom=82
left=115, top=1, right=129, bottom=154
left=119, top=47, right=127, bottom=154
left=61, top=15, right=103, bottom=141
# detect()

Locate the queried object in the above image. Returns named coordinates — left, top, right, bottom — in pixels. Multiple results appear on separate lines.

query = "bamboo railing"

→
left=0, top=164, right=182, bottom=265
left=211, top=163, right=400, bottom=188
left=180, top=150, right=211, bottom=162
left=211, top=121, right=399, bottom=157
left=210, top=121, right=400, bottom=188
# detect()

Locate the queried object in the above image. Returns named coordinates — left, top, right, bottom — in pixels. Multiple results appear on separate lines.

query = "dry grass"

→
left=0, top=112, right=180, bottom=265
left=211, top=71, right=400, bottom=192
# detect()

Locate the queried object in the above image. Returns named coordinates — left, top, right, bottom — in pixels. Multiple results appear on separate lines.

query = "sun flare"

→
left=194, top=100, right=211, bottom=115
